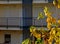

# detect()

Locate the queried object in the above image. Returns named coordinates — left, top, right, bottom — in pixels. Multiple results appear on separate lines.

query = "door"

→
left=4, top=34, right=11, bottom=44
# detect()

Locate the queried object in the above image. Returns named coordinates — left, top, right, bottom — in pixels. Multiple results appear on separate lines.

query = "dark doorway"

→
left=4, top=34, right=11, bottom=44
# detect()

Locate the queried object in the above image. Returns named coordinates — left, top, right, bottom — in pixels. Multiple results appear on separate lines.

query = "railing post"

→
left=7, top=17, right=8, bottom=29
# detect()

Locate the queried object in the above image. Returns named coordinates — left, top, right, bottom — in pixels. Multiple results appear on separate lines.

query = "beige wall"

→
left=0, top=4, right=22, bottom=17
left=0, top=30, right=23, bottom=44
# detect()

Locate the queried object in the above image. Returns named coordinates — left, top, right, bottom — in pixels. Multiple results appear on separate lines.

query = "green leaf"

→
left=22, top=38, right=30, bottom=44
left=37, top=12, right=44, bottom=20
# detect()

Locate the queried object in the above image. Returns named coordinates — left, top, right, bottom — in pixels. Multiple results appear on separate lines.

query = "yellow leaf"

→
left=46, top=17, right=52, bottom=23
left=37, top=12, right=44, bottom=20
left=53, top=0, right=57, bottom=6
left=57, top=4, right=60, bottom=8
left=22, top=38, right=30, bottom=44
left=44, top=6, right=48, bottom=13
left=56, top=32, right=60, bottom=36
left=48, top=36, right=53, bottom=42
left=47, top=23, right=51, bottom=29
left=44, top=7, right=51, bottom=17
left=52, top=17, right=56, bottom=24
left=45, top=12, right=48, bottom=16
left=30, top=26, right=36, bottom=32
left=58, top=0, right=60, bottom=4
left=57, top=20, right=60, bottom=24
left=52, top=30, right=56, bottom=35
left=33, top=31, right=41, bottom=39
left=53, top=1, right=56, bottom=5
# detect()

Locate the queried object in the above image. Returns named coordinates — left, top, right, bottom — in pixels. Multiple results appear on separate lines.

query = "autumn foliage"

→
left=22, top=0, right=60, bottom=44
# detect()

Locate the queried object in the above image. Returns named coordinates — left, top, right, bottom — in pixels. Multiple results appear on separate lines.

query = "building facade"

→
left=0, top=0, right=23, bottom=44
left=0, top=0, right=60, bottom=44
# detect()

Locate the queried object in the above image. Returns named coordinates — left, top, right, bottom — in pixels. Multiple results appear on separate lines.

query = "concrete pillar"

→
left=22, top=0, right=32, bottom=40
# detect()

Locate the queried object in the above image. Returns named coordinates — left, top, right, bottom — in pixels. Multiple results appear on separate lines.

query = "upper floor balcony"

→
left=33, top=0, right=53, bottom=3
left=0, top=0, right=53, bottom=4
left=0, top=0, right=22, bottom=4
left=0, top=17, right=47, bottom=30
left=33, top=0, right=48, bottom=3
left=0, top=17, right=23, bottom=30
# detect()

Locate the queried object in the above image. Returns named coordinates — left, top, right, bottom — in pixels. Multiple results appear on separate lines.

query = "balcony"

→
left=0, top=17, right=47, bottom=30
left=0, top=0, right=22, bottom=4
left=0, top=0, right=53, bottom=4
left=33, top=0, right=48, bottom=3
left=0, top=17, right=23, bottom=30
left=33, top=17, right=47, bottom=27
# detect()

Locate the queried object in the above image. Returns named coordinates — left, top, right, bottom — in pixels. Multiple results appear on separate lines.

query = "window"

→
left=4, top=34, right=11, bottom=43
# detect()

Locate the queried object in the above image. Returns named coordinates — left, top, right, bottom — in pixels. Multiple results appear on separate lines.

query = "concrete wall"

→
left=0, top=30, right=23, bottom=44
left=0, top=4, right=22, bottom=17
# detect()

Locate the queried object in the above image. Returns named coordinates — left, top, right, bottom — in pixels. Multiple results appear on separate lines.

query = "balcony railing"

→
left=0, top=0, right=53, bottom=4
left=0, top=43, right=11, bottom=44
left=33, top=17, right=47, bottom=27
left=0, top=0, right=22, bottom=4
left=0, top=17, right=47, bottom=30
left=0, top=17, right=46, bottom=26
left=0, top=0, right=22, bottom=1
left=0, top=17, right=23, bottom=30
left=33, top=0, right=48, bottom=3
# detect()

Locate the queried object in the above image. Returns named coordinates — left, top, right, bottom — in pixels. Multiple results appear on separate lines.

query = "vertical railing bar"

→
left=7, top=17, right=8, bottom=28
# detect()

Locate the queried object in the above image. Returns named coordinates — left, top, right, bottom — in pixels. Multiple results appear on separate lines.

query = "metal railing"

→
left=0, top=0, right=22, bottom=1
left=33, top=17, right=47, bottom=27
left=0, top=0, right=22, bottom=4
left=0, top=43, right=11, bottom=44
left=33, top=0, right=53, bottom=3
left=0, top=17, right=47, bottom=28
left=33, top=0, right=47, bottom=1
left=0, top=17, right=23, bottom=28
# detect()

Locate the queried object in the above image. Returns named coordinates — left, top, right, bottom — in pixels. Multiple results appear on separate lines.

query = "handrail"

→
left=0, top=43, right=11, bottom=44
left=0, top=17, right=47, bottom=28
left=0, top=17, right=22, bottom=28
left=0, top=0, right=21, bottom=1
